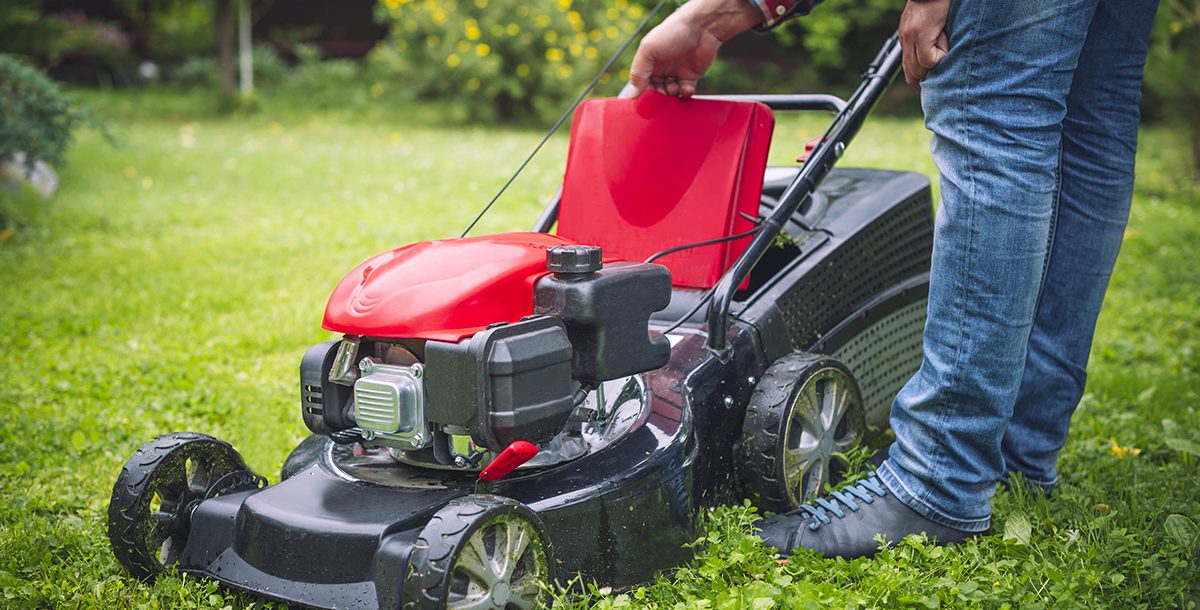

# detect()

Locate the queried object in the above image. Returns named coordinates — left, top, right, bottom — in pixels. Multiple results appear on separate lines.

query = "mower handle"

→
left=531, top=35, right=904, bottom=356
left=692, top=94, right=847, bottom=113
left=704, top=34, right=904, bottom=357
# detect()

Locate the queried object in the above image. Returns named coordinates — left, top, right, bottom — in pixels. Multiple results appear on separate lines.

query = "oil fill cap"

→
left=547, top=245, right=602, bottom=275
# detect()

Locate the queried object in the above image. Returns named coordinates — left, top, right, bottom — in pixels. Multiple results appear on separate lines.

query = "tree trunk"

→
left=1192, top=121, right=1200, bottom=180
left=215, top=0, right=236, bottom=95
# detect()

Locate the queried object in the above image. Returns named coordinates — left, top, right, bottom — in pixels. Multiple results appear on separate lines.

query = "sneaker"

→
left=756, top=473, right=978, bottom=559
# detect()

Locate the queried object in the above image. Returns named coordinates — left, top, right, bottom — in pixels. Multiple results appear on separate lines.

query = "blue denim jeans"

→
left=876, top=0, right=1160, bottom=531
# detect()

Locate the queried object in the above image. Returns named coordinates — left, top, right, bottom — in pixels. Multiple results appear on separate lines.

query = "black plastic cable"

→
left=659, top=289, right=714, bottom=336
left=643, top=226, right=762, bottom=264
left=460, top=0, right=669, bottom=237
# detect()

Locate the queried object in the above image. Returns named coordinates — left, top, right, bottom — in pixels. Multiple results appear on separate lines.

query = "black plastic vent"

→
left=778, top=192, right=932, bottom=350
left=832, top=298, right=927, bottom=427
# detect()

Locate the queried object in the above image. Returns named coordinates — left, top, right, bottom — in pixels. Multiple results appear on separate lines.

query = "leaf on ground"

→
left=1165, top=437, right=1200, bottom=458
left=1136, top=386, right=1157, bottom=403
left=1164, top=514, right=1200, bottom=548
left=1003, top=512, right=1032, bottom=545
left=70, top=430, right=87, bottom=453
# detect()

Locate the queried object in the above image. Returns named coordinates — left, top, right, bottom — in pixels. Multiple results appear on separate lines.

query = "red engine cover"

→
left=322, top=232, right=575, bottom=341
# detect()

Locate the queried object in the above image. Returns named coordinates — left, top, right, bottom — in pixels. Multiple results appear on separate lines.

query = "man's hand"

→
left=899, top=0, right=951, bottom=91
left=627, top=0, right=762, bottom=98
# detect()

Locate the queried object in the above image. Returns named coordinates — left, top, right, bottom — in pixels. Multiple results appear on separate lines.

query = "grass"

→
left=1, top=89, right=1198, bottom=609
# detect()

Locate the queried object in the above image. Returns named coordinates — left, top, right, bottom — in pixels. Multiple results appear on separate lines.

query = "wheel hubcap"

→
left=449, top=517, right=545, bottom=610
left=781, top=367, right=863, bottom=506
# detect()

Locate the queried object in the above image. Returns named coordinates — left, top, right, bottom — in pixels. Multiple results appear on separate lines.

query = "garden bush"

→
left=372, top=0, right=650, bottom=122
left=0, top=54, right=90, bottom=170
left=1145, top=0, right=1200, bottom=176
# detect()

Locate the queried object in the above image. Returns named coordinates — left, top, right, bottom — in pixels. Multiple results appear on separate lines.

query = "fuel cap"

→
left=547, top=245, right=602, bottom=275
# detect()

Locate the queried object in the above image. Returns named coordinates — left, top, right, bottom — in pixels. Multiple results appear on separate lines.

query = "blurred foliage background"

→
left=0, top=0, right=1193, bottom=128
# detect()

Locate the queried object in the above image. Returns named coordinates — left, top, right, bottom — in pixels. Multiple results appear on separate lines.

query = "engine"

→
left=299, top=242, right=671, bottom=468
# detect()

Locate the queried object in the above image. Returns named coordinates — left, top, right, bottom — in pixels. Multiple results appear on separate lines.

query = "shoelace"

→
left=800, top=474, right=888, bottom=531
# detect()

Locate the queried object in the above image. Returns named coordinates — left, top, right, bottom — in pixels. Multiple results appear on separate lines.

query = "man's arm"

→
left=627, top=0, right=819, bottom=98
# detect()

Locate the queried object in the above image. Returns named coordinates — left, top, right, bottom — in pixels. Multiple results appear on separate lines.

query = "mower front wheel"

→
left=107, top=432, right=265, bottom=580
left=737, top=353, right=866, bottom=512
left=404, top=495, right=554, bottom=610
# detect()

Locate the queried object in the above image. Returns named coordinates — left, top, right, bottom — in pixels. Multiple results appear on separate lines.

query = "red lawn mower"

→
left=108, top=35, right=932, bottom=609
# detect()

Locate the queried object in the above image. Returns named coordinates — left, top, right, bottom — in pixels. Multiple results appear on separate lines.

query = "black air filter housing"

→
left=424, top=316, right=575, bottom=450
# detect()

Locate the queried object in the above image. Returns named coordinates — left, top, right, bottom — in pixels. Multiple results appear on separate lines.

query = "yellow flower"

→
left=606, top=7, right=619, bottom=20
left=385, top=0, right=400, bottom=8
left=535, top=15, right=551, bottom=28
left=465, top=24, right=481, bottom=40
left=585, top=46, right=598, bottom=59
left=1109, top=437, right=1142, bottom=458
left=588, top=29, right=602, bottom=42
left=545, top=30, right=558, bottom=43
left=557, top=0, right=572, bottom=9
left=1170, top=21, right=1183, bottom=35
left=605, top=26, right=619, bottom=39
left=490, top=23, right=504, bottom=36
left=446, top=53, right=461, bottom=68
left=556, top=65, right=573, bottom=79
left=506, top=23, right=520, bottom=36
left=475, top=43, right=490, bottom=57
left=629, top=5, right=644, bottom=18
left=475, top=0, right=488, bottom=7
left=432, top=10, right=445, bottom=24
left=545, top=48, right=565, bottom=61
left=457, top=40, right=471, bottom=52
left=569, top=43, right=583, bottom=57
left=516, top=63, right=530, bottom=76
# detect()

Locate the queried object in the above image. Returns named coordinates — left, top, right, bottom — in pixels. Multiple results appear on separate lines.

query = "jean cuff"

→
left=877, top=461, right=992, bottom=533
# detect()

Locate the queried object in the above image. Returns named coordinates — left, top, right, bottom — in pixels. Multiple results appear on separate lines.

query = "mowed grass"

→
left=1, top=90, right=1198, bottom=609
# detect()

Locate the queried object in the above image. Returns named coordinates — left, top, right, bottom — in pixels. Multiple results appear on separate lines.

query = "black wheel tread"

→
left=736, top=353, right=864, bottom=513
left=404, top=494, right=552, bottom=610
left=107, top=432, right=247, bottom=581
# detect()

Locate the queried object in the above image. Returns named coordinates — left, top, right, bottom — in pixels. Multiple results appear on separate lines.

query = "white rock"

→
left=1, top=152, right=59, bottom=198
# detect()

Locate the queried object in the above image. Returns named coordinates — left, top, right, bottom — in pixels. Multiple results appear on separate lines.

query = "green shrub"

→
left=372, top=0, right=650, bottom=122
left=1145, top=0, right=1200, bottom=176
left=169, top=45, right=288, bottom=89
left=0, top=54, right=90, bottom=169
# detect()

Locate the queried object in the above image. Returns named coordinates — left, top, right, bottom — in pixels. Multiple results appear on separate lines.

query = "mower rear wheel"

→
left=107, top=432, right=265, bottom=580
left=405, top=495, right=553, bottom=610
left=737, top=354, right=866, bottom=513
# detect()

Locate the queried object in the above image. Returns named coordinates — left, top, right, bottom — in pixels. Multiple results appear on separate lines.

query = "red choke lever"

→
left=478, top=441, right=538, bottom=481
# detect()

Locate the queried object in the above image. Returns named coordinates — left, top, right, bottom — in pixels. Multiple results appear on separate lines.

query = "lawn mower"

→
left=107, top=34, right=933, bottom=609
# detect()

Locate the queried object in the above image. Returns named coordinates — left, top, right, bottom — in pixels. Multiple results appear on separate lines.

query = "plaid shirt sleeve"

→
left=745, top=0, right=822, bottom=30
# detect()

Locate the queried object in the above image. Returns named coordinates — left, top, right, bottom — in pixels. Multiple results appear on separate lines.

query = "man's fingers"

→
left=680, top=80, right=696, bottom=98
left=916, top=37, right=946, bottom=70
left=627, top=44, right=657, bottom=97
left=902, top=37, right=925, bottom=91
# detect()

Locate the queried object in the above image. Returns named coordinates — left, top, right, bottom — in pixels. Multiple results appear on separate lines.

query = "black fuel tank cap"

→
left=547, top=245, right=602, bottom=275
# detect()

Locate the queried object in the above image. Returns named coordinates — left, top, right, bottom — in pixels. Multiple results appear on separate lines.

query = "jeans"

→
left=876, top=0, right=1160, bottom=531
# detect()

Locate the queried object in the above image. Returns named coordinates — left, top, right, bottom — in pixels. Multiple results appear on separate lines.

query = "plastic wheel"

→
left=107, top=432, right=265, bottom=580
left=405, top=495, right=553, bottom=610
left=736, top=353, right=866, bottom=512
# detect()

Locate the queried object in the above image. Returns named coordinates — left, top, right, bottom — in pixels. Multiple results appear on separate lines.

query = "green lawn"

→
left=1, top=91, right=1198, bottom=609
